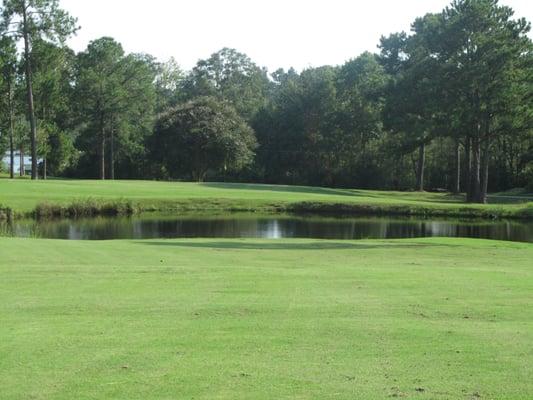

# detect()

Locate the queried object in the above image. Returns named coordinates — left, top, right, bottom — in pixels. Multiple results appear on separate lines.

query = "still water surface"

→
left=1, top=214, right=533, bottom=242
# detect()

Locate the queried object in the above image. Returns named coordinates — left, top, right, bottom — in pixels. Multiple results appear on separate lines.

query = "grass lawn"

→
left=1, top=237, right=531, bottom=399
left=0, top=178, right=532, bottom=218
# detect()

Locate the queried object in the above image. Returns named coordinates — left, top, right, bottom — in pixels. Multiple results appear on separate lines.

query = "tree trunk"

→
left=9, top=133, right=14, bottom=179
left=479, top=138, right=490, bottom=204
left=410, top=154, right=418, bottom=180
left=22, top=2, right=38, bottom=180
left=100, top=125, right=106, bottom=180
left=192, top=170, right=206, bottom=182
left=8, top=82, right=14, bottom=179
left=43, top=158, right=47, bottom=180
left=110, top=126, right=115, bottom=180
left=470, top=135, right=481, bottom=203
left=416, top=142, right=425, bottom=191
left=20, top=145, right=25, bottom=177
left=453, top=138, right=461, bottom=194
left=465, top=137, right=472, bottom=201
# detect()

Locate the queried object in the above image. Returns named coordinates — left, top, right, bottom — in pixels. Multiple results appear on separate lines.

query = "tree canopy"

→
left=153, top=96, right=256, bottom=181
left=1, top=0, right=77, bottom=178
left=0, top=0, right=531, bottom=202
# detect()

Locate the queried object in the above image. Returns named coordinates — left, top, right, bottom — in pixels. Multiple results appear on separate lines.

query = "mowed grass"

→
left=1, top=237, right=531, bottom=399
left=0, top=179, right=531, bottom=216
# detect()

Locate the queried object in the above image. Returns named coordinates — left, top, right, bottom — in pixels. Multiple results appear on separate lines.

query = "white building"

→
left=2, top=151, right=40, bottom=175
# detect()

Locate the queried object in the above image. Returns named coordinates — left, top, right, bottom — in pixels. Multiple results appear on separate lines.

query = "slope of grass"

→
left=0, top=179, right=462, bottom=211
left=0, top=237, right=531, bottom=399
left=1, top=179, right=532, bottom=219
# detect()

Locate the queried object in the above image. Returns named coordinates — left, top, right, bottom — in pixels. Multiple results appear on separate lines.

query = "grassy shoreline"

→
left=1, top=237, right=532, bottom=399
left=1, top=179, right=532, bottom=220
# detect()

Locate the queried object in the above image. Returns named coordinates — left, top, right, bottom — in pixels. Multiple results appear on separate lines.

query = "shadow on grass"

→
left=136, top=240, right=459, bottom=251
left=202, top=182, right=360, bottom=198
left=487, top=195, right=533, bottom=205
left=202, top=182, right=467, bottom=205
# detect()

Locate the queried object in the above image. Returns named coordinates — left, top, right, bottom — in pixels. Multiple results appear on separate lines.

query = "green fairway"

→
left=1, top=237, right=531, bottom=399
left=0, top=179, right=532, bottom=218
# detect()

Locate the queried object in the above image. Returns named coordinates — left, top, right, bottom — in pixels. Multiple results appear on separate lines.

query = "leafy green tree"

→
left=13, top=113, right=29, bottom=176
left=336, top=52, right=387, bottom=185
left=184, top=48, right=270, bottom=121
left=1, top=0, right=77, bottom=179
left=256, top=61, right=390, bottom=188
left=439, top=0, right=532, bottom=202
left=152, top=96, right=257, bottom=181
left=379, top=1, right=532, bottom=199
left=74, top=38, right=156, bottom=179
left=110, top=53, right=156, bottom=179
left=254, top=66, right=342, bottom=185
left=0, top=35, right=17, bottom=178
left=380, top=14, right=446, bottom=192
left=75, top=37, right=124, bottom=179
left=31, top=39, right=76, bottom=177
left=154, top=57, right=184, bottom=113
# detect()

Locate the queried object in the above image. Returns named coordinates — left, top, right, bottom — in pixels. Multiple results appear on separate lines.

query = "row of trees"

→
left=1, top=0, right=532, bottom=203
left=380, top=0, right=532, bottom=202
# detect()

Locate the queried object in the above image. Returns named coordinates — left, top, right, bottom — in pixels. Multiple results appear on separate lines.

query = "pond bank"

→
left=0, top=196, right=532, bottom=221
left=1, top=180, right=532, bottom=221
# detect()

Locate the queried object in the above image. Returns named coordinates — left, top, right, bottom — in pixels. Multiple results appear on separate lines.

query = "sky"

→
left=62, top=0, right=533, bottom=72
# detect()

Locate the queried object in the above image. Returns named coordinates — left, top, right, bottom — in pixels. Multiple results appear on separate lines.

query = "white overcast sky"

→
left=61, top=0, right=532, bottom=72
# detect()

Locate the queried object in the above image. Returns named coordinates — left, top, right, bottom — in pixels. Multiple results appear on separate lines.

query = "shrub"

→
left=34, top=199, right=139, bottom=219
left=0, top=204, right=13, bottom=221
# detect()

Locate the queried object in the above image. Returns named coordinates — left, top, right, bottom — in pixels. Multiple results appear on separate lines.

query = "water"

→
left=1, top=214, right=533, bottom=242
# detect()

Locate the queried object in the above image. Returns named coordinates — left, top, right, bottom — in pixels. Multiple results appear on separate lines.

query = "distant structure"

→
left=1, top=151, right=41, bottom=176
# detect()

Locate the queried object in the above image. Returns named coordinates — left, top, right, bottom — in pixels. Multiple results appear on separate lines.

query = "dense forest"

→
left=0, top=0, right=532, bottom=203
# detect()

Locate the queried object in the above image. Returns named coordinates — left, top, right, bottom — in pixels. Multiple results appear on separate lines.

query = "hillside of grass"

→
left=1, top=237, right=531, bottom=399
left=0, top=179, right=532, bottom=219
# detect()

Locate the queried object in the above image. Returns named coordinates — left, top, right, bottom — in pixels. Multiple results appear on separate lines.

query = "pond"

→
left=1, top=214, right=533, bottom=243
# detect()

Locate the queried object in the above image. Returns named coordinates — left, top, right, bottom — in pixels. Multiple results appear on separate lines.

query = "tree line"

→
left=1, top=0, right=532, bottom=203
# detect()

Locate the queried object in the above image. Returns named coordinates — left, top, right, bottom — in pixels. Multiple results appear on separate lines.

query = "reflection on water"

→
left=1, top=214, right=533, bottom=242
